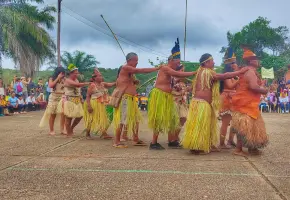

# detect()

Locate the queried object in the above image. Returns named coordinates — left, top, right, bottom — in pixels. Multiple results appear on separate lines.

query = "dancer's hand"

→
left=57, top=72, right=64, bottom=79
left=239, top=67, right=249, bottom=74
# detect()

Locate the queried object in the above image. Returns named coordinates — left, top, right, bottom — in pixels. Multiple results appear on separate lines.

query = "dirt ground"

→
left=0, top=111, right=289, bottom=200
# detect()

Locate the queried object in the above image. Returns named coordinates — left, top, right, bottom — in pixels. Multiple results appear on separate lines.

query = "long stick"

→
left=100, top=14, right=126, bottom=58
left=183, top=0, right=188, bottom=61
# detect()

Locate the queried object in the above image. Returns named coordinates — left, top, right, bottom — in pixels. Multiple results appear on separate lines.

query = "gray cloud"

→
left=46, top=0, right=226, bottom=50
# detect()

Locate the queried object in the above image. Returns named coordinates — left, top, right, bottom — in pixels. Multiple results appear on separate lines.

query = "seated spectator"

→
left=0, top=78, right=5, bottom=96
left=0, top=95, right=8, bottom=116
left=8, top=92, right=19, bottom=114
left=36, top=93, right=47, bottom=110
left=259, top=95, right=268, bottom=112
left=17, top=96, right=27, bottom=113
left=279, top=89, right=289, bottom=113
left=267, top=92, right=278, bottom=112
left=26, top=93, right=39, bottom=111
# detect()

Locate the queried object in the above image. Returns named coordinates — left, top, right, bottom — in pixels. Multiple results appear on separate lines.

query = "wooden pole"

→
left=57, top=0, right=62, bottom=67
left=183, top=0, right=188, bottom=61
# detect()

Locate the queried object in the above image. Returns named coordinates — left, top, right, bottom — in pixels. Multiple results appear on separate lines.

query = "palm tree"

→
left=0, top=0, right=56, bottom=77
left=61, top=51, right=99, bottom=73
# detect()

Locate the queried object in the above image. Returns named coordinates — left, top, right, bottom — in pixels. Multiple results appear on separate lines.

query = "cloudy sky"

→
left=3, top=0, right=290, bottom=70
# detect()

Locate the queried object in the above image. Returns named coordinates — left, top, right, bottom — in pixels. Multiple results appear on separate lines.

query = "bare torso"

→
left=223, top=78, right=236, bottom=92
left=155, top=66, right=173, bottom=93
left=116, top=65, right=137, bottom=96
left=194, top=74, right=213, bottom=104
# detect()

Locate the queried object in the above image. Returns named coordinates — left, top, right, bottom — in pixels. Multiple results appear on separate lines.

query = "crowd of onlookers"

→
left=259, top=79, right=290, bottom=114
left=0, top=76, right=49, bottom=116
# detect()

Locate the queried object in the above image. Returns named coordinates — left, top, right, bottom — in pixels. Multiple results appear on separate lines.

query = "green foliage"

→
left=221, top=16, right=290, bottom=79
left=0, top=0, right=56, bottom=78
left=60, top=51, right=99, bottom=74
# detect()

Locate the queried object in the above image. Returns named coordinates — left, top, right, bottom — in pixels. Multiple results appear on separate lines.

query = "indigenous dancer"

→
left=113, top=52, right=159, bottom=148
left=219, top=48, right=240, bottom=149
left=231, top=46, right=269, bottom=156
left=62, top=64, right=90, bottom=137
left=181, top=53, right=248, bottom=154
left=39, top=66, right=66, bottom=135
left=84, top=70, right=116, bottom=139
left=170, top=64, right=189, bottom=147
left=148, top=38, right=196, bottom=150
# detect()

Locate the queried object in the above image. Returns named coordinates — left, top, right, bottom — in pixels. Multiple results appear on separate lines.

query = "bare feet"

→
left=100, top=133, right=113, bottom=140
left=120, top=136, right=129, bottom=142
left=233, top=150, right=248, bottom=157
left=49, top=131, right=56, bottom=136
left=86, top=134, right=93, bottom=140
left=211, top=146, right=221, bottom=152
left=219, top=144, right=233, bottom=149
left=61, top=130, right=67, bottom=135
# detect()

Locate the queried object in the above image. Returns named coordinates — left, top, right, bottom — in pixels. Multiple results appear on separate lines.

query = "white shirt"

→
left=26, top=96, right=36, bottom=103
left=0, top=88, right=4, bottom=96
left=279, top=97, right=289, bottom=103
left=18, top=99, right=25, bottom=105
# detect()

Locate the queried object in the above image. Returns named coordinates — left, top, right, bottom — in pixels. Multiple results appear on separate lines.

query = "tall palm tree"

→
left=61, top=51, right=100, bottom=73
left=0, top=0, right=56, bottom=77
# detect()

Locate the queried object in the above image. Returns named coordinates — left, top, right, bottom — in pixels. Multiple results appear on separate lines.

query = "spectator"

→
left=267, top=92, right=278, bottom=112
left=45, top=80, right=52, bottom=102
left=0, top=78, right=5, bottom=96
left=21, top=77, right=30, bottom=100
left=17, top=96, right=27, bottom=113
left=14, top=78, right=23, bottom=98
left=0, top=95, right=8, bottom=116
left=36, top=93, right=47, bottom=110
left=10, top=75, right=17, bottom=88
left=279, top=89, right=289, bottom=113
left=27, top=78, right=36, bottom=95
left=35, top=87, right=40, bottom=97
left=259, top=95, right=268, bottom=112
left=26, top=93, right=39, bottom=111
left=37, top=78, right=44, bottom=93
left=8, top=92, right=19, bottom=114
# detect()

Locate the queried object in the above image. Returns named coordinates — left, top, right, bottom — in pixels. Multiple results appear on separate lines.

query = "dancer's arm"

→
left=214, top=68, right=249, bottom=80
left=103, top=82, right=116, bottom=88
left=65, top=79, right=90, bottom=87
left=122, top=65, right=160, bottom=74
left=245, top=70, right=268, bottom=94
left=48, top=73, right=64, bottom=88
left=165, top=67, right=196, bottom=77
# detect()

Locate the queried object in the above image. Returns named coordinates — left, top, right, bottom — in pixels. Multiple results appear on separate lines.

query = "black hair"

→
left=220, top=63, right=235, bottom=93
left=51, top=67, right=66, bottom=81
left=199, top=53, right=212, bottom=66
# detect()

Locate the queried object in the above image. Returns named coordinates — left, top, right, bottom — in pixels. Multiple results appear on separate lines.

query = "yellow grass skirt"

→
left=83, top=99, right=110, bottom=133
left=39, top=93, right=63, bottom=128
left=231, top=112, right=268, bottom=148
left=181, top=98, right=218, bottom=153
left=113, top=94, right=142, bottom=137
left=61, top=96, right=83, bottom=118
left=176, top=102, right=188, bottom=118
left=148, top=88, right=179, bottom=134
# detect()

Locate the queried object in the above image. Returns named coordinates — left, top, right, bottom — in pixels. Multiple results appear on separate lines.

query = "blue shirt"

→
left=8, top=97, right=19, bottom=106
